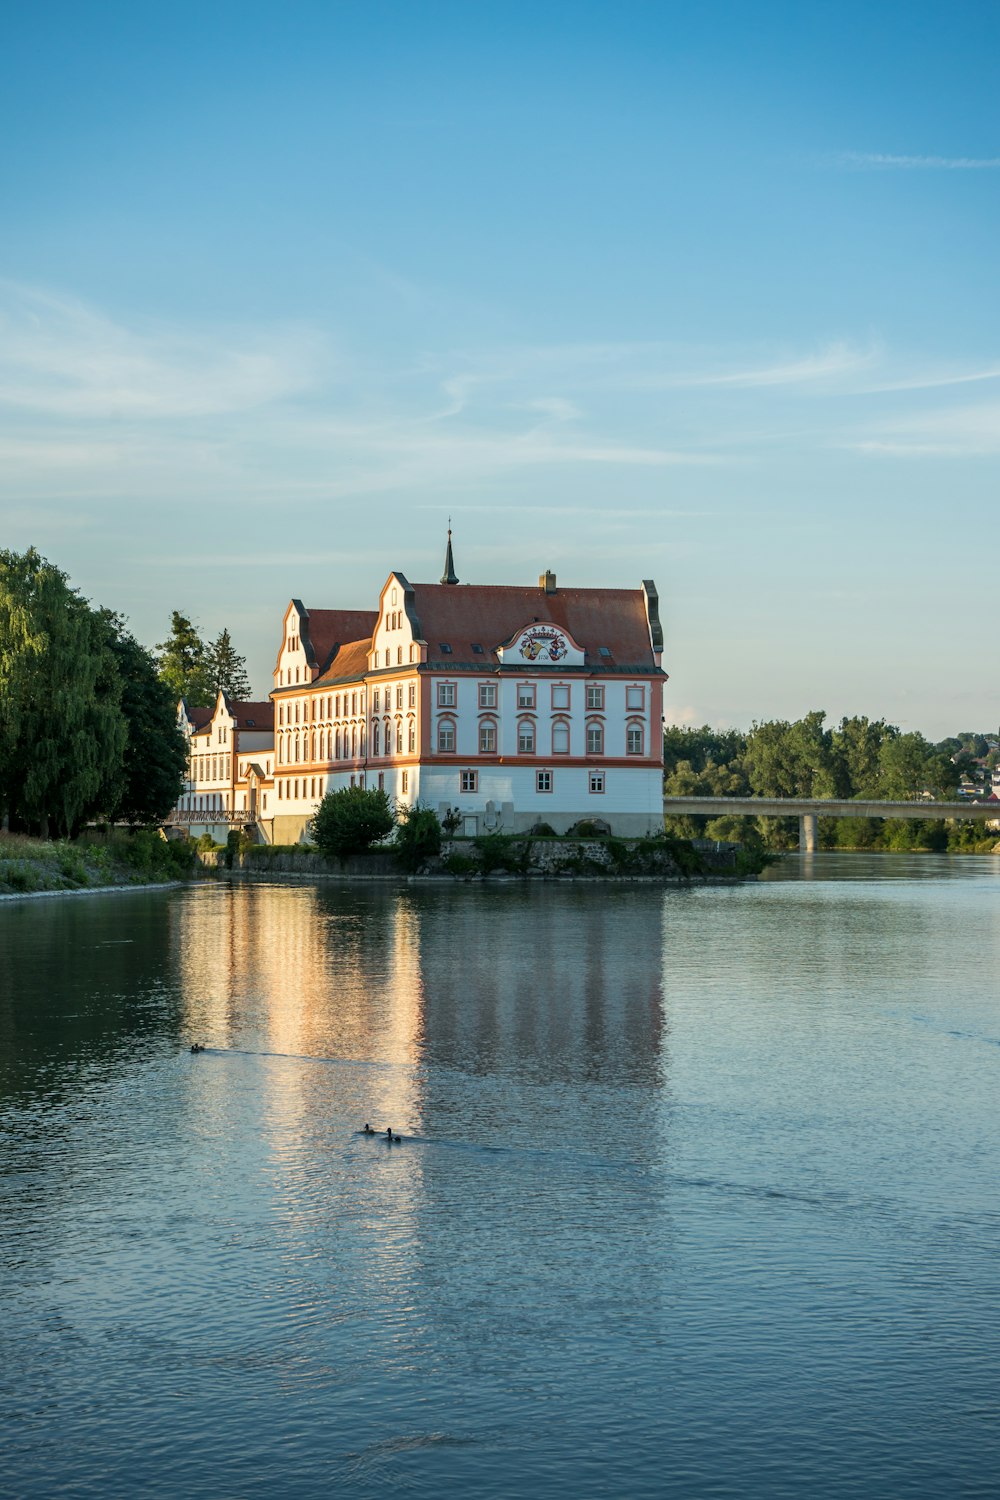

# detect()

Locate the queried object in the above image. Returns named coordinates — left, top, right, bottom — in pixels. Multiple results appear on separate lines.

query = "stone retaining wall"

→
left=220, top=837, right=741, bottom=883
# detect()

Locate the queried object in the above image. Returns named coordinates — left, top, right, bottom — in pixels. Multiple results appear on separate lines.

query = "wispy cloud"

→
left=4, top=279, right=1000, bottom=507
left=835, top=151, right=1000, bottom=171
left=0, top=281, right=324, bottom=419
left=651, top=340, right=877, bottom=390
left=848, top=399, right=1000, bottom=457
left=857, top=365, right=1000, bottom=394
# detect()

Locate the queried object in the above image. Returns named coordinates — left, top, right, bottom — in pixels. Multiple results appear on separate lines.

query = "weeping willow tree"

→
left=0, top=549, right=126, bottom=836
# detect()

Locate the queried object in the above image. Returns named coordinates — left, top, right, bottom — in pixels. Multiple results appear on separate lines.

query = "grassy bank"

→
left=0, top=830, right=197, bottom=896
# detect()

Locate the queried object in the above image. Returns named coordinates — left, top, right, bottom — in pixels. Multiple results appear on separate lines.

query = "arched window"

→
left=627, top=721, right=644, bottom=755
left=552, top=719, right=570, bottom=754
left=373, top=722, right=381, bottom=756
left=408, top=719, right=416, bottom=753
left=479, top=719, right=497, bottom=754
left=351, top=725, right=357, bottom=758
left=438, top=719, right=455, bottom=753
left=518, top=720, right=535, bottom=754
left=586, top=721, right=604, bottom=756
left=335, top=728, right=341, bottom=759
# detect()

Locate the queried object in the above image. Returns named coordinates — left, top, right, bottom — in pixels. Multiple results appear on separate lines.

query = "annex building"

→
left=172, top=537, right=667, bottom=843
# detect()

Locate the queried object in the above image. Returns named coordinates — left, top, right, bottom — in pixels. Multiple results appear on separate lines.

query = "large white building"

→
left=171, top=539, right=667, bottom=843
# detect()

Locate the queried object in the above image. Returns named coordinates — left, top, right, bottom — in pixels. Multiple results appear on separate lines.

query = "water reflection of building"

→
left=173, top=881, right=668, bottom=1117
left=408, top=886, right=667, bottom=1095
left=171, top=882, right=672, bottom=1356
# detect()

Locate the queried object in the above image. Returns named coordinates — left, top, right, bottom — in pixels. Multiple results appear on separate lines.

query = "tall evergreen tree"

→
left=0, top=548, right=126, bottom=836
left=156, top=611, right=213, bottom=706
left=205, top=627, right=252, bottom=701
left=103, top=614, right=188, bottom=824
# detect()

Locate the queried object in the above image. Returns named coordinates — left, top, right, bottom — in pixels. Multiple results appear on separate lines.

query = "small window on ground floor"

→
left=589, top=772, right=605, bottom=794
left=461, top=770, right=478, bottom=793
left=537, top=770, right=552, bottom=793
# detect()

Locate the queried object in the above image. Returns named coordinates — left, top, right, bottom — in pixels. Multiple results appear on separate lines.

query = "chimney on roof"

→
left=539, top=570, right=557, bottom=594
left=440, top=523, right=459, bottom=585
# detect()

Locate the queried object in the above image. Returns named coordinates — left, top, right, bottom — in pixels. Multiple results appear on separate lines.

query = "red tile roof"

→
left=299, top=607, right=378, bottom=674
left=313, top=637, right=373, bottom=686
left=229, top=700, right=275, bottom=730
left=404, top=582, right=659, bottom=668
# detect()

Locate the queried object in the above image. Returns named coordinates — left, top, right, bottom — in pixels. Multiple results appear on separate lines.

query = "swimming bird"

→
left=190, top=1044, right=205, bottom=1054
left=363, top=1123, right=375, bottom=1135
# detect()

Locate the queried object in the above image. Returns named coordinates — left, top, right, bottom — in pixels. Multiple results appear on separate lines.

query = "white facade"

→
left=167, top=558, right=668, bottom=844
left=268, top=563, right=666, bottom=842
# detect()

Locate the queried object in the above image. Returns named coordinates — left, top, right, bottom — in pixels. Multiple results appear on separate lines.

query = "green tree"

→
left=663, top=724, right=747, bottom=775
left=743, top=710, right=837, bottom=799
left=0, top=548, right=126, bottom=836
left=310, top=785, right=395, bottom=861
left=157, top=611, right=213, bottom=706
left=206, top=628, right=252, bottom=701
left=394, top=804, right=443, bottom=872
left=831, top=716, right=897, bottom=798
left=876, top=731, right=945, bottom=800
left=104, top=615, right=188, bottom=824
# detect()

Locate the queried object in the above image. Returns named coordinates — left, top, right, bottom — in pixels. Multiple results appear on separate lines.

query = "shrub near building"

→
left=310, top=785, right=395, bottom=862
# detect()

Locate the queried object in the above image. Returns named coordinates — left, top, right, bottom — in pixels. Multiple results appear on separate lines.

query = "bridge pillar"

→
left=799, top=814, right=818, bottom=852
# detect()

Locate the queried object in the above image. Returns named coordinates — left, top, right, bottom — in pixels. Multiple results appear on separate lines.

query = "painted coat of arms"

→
left=519, top=627, right=567, bottom=662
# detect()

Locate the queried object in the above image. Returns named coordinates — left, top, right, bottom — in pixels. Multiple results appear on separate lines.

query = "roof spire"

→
left=440, top=519, right=459, bottom=585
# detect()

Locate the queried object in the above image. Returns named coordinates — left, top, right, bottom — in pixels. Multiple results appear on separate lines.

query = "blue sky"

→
left=1, top=1, right=997, bottom=736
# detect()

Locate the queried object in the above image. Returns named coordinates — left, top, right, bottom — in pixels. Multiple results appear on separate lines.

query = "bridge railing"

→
left=163, top=810, right=255, bottom=827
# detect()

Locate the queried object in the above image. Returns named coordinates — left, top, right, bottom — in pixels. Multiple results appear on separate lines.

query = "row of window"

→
left=271, top=766, right=607, bottom=805
left=277, top=717, right=422, bottom=764
left=457, top=769, right=606, bottom=794
left=376, top=645, right=418, bottom=667
left=437, top=683, right=646, bottom=711
left=275, top=716, right=646, bottom=764
left=437, top=720, right=644, bottom=756
left=189, top=754, right=230, bottom=782
left=278, top=690, right=364, bottom=725
left=275, top=681, right=646, bottom=723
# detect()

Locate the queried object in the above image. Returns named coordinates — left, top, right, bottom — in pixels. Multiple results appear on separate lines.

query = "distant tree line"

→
left=0, top=548, right=252, bottom=837
left=663, top=712, right=996, bottom=851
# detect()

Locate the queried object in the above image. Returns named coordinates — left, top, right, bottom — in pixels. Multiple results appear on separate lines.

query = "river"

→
left=2, top=855, right=1000, bottom=1497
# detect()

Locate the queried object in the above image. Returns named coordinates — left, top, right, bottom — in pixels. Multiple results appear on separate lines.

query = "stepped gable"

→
left=313, top=637, right=372, bottom=686
left=298, top=607, right=378, bottom=675
left=407, top=582, right=659, bottom=669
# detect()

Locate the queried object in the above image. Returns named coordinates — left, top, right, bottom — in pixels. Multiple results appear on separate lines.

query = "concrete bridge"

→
left=662, top=795, right=1000, bottom=851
